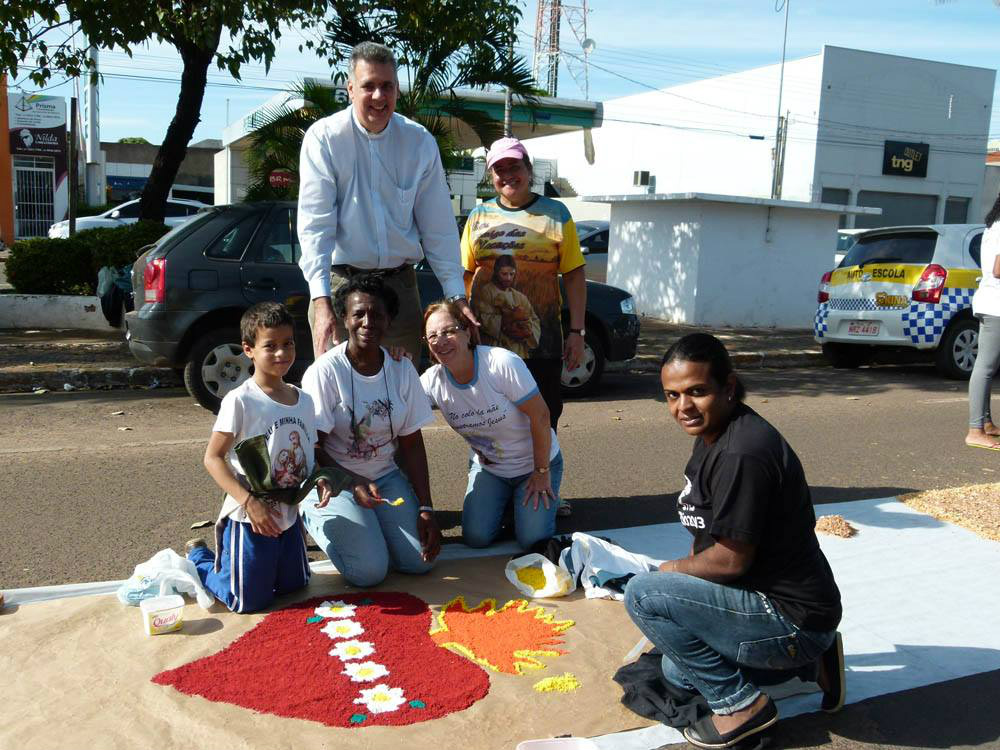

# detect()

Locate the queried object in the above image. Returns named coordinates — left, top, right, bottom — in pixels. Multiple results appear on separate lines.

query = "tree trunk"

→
left=138, top=30, right=220, bottom=223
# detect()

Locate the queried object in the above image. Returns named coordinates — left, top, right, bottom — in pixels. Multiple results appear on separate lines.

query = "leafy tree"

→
left=1, top=1, right=326, bottom=222
left=117, top=136, right=151, bottom=144
left=242, top=0, right=537, bottom=201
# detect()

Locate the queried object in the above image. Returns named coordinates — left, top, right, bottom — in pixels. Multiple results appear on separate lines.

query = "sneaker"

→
left=185, top=537, right=208, bottom=556
left=818, top=631, right=846, bottom=713
left=556, top=498, right=572, bottom=517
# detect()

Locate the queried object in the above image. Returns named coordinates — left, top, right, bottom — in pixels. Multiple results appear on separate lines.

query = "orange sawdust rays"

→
left=429, top=596, right=574, bottom=675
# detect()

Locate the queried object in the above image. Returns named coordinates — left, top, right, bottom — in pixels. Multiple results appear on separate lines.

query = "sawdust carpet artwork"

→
left=154, top=591, right=575, bottom=727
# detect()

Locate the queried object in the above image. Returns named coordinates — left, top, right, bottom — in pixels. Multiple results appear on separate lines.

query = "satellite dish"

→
left=581, top=38, right=596, bottom=54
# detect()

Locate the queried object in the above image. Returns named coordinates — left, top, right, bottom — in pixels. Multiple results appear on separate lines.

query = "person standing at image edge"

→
left=461, top=137, right=587, bottom=517
left=966, top=191, right=1000, bottom=450
left=297, top=41, right=479, bottom=361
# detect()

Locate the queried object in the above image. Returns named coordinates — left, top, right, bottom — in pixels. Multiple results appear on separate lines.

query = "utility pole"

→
left=83, top=46, right=103, bottom=207
left=69, top=97, right=78, bottom=236
left=770, top=0, right=790, bottom=199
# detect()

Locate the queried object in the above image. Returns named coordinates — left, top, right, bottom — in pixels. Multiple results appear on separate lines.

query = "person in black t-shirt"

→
left=624, top=333, right=844, bottom=749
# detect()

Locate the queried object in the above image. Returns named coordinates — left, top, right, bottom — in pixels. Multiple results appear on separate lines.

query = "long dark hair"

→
left=661, top=333, right=746, bottom=402
left=986, top=191, right=1000, bottom=229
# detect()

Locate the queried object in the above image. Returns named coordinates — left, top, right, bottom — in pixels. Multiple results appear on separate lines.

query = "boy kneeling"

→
left=189, top=302, right=323, bottom=613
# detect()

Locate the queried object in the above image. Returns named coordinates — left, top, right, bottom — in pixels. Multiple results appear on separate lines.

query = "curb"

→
left=608, top=351, right=825, bottom=374
left=0, top=294, right=109, bottom=331
left=0, top=352, right=827, bottom=394
left=0, top=366, right=182, bottom=393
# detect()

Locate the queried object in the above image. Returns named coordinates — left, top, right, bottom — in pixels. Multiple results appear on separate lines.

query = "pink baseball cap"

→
left=486, top=137, right=529, bottom=169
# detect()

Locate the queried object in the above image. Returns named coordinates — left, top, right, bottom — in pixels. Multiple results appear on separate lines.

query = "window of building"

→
left=855, top=190, right=938, bottom=229
left=821, top=188, right=850, bottom=228
left=943, top=197, right=970, bottom=224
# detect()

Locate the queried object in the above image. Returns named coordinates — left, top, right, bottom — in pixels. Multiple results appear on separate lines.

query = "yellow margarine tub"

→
left=140, top=594, right=185, bottom=635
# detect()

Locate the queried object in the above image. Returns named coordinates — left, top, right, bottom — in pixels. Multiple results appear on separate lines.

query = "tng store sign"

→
left=882, top=140, right=930, bottom=178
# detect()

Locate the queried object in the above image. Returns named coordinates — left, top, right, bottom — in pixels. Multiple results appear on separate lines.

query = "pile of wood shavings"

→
left=900, top=483, right=1000, bottom=542
left=815, top=515, right=857, bottom=538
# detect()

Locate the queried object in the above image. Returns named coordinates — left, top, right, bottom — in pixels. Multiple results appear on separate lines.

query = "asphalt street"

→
left=3, top=365, right=1000, bottom=749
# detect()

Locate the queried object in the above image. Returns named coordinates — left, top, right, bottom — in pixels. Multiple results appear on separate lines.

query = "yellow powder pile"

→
left=516, top=566, right=548, bottom=591
left=815, top=515, right=858, bottom=538
left=532, top=673, right=581, bottom=693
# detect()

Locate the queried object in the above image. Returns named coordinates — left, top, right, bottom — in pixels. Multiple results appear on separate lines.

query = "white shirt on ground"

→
left=212, top=379, right=317, bottom=531
left=420, top=346, right=560, bottom=479
left=973, top=224, right=1000, bottom=317
left=297, top=108, right=465, bottom=300
left=301, top=343, right=434, bottom=481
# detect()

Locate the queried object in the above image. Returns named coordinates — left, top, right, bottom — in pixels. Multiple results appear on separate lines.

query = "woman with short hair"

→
left=624, top=333, right=843, bottom=748
left=300, top=273, right=441, bottom=587
left=419, top=300, right=561, bottom=550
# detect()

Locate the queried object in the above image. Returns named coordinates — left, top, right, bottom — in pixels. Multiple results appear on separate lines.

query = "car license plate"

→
left=848, top=321, right=880, bottom=336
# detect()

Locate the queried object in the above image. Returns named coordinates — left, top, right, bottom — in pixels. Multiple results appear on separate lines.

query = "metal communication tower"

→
left=532, top=0, right=594, bottom=99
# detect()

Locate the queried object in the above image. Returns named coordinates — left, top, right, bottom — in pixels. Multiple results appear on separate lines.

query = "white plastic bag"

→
left=561, top=533, right=662, bottom=601
left=117, top=548, right=213, bottom=610
left=505, top=553, right=577, bottom=599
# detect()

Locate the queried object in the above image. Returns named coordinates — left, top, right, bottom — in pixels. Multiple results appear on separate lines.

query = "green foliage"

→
left=117, top=136, right=151, bottom=144
left=6, top=222, right=169, bottom=295
left=243, top=77, right=350, bottom=202
left=5, top=237, right=94, bottom=295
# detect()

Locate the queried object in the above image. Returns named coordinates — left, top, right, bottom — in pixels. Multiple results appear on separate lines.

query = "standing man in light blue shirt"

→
left=298, top=41, right=479, bottom=360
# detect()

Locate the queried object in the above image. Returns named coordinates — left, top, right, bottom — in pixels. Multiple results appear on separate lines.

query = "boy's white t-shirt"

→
left=212, top=379, right=317, bottom=531
left=300, top=343, right=434, bottom=481
left=420, top=346, right=560, bottom=479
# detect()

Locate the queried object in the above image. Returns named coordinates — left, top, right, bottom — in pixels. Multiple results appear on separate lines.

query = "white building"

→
left=526, top=45, right=996, bottom=228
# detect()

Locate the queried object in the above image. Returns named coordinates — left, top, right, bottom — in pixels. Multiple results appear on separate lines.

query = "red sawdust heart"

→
left=153, top=592, right=490, bottom=727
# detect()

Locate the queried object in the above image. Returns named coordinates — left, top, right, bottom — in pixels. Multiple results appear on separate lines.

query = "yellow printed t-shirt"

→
left=461, top=195, right=584, bottom=360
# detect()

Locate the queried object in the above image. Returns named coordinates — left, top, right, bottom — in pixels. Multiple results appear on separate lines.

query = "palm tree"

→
left=243, top=0, right=538, bottom=201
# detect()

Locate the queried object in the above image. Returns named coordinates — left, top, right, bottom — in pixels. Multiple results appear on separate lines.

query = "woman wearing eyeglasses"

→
left=419, top=300, right=562, bottom=550
left=300, top=274, right=441, bottom=587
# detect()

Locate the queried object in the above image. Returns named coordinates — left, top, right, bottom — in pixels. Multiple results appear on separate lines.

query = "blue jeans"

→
left=624, top=571, right=835, bottom=715
left=462, top=452, right=563, bottom=550
left=301, top=467, right=433, bottom=587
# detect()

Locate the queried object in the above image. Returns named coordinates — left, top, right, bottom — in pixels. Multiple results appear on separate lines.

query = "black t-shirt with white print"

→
left=679, top=404, right=842, bottom=632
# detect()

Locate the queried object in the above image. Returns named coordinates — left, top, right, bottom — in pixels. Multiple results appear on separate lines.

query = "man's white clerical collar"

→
left=351, top=108, right=393, bottom=141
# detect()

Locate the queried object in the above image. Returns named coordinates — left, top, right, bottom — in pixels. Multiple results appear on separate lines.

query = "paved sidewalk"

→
left=0, top=317, right=824, bottom=393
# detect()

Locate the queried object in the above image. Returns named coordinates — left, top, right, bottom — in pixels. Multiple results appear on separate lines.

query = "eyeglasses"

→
left=424, top=325, right=464, bottom=344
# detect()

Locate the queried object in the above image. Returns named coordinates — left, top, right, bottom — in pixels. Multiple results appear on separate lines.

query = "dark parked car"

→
left=124, top=202, right=640, bottom=412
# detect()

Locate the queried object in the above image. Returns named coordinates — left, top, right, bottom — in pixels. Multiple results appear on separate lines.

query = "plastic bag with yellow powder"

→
left=504, top=553, right=576, bottom=599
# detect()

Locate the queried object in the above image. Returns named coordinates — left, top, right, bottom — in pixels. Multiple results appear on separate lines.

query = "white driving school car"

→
left=814, top=223, right=986, bottom=378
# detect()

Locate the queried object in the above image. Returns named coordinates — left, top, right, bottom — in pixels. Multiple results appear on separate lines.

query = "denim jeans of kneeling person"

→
left=625, top=571, right=835, bottom=715
left=301, top=467, right=433, bottom=587
left=461, top=452, right=564, bottom=550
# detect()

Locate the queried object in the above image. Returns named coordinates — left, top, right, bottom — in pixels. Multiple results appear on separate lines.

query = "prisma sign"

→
left=882, top=140, right=929, bottom=178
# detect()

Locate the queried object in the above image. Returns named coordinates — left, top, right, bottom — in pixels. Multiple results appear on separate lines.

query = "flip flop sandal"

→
left=966, top=442, right=1000, bottom=451
left=683, top=697, right=778, bottom=749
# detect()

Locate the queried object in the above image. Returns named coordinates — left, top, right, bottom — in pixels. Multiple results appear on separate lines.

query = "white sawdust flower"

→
left=330, top=639, right=375, bottom=661
left=343, top=661, right=389, bottom=683
left=314, top=599, right=357, bottom=619
left=354, top=684, right=406, bottom=714
left=321, top=618, right=364, bottom=640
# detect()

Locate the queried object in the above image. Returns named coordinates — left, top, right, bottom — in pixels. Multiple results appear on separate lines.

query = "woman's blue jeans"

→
left=624, top=571, right=835, bottom=715
left=462, top=453, right=563, bottom=550
left=301, top=467, right=433, bottom=587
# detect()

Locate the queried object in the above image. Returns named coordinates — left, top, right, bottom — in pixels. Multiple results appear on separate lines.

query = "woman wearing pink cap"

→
left=460, top=137, right=587, bottom=517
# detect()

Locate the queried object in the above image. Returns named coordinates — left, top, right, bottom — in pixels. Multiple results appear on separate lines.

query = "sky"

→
left=10, top=0, right=1000, bottom=147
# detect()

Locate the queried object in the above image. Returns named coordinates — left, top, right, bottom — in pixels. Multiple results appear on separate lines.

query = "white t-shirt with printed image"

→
left=301, top=343, right=434, bottom=481
left=213, top=379, right=318, bottom=531
left=420, top=346, right=560, bottom=479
